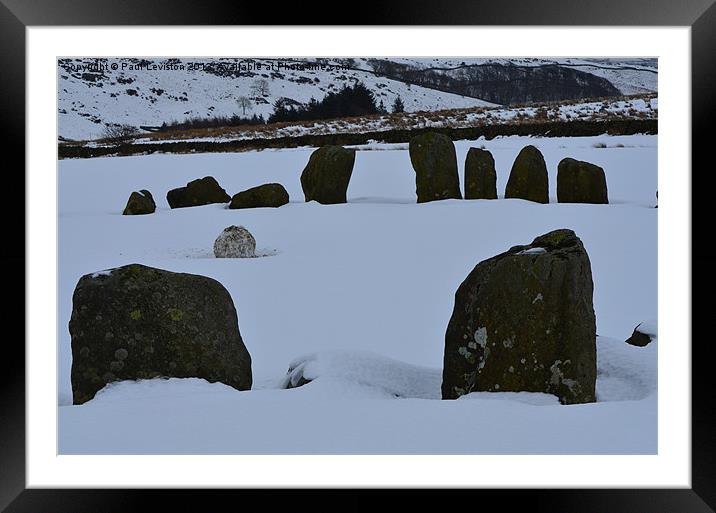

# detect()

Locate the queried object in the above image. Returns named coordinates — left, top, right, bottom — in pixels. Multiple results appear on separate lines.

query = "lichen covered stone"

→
left=408, top=132, right=462, bottom=203
left=69, top=263, right=252, bottom=404
left=213, top=225, right=256, bottom=258
left=442, top=229, right=597, bottom=404
left=300, top=146, right=355, bottom=204
left=557, top=158, right=608, bottom=204
left=464, top=148, right=497, bottom=200
left=504, top=145, right=549, bottom=203
left=166, top=176, right=230, bottom=209
left=229, top=183, right=289, bottom=209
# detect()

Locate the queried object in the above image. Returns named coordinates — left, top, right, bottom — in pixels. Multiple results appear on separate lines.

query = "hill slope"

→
left=58, top=57, right=657, bottom=141
left=58, top=58, right=496, bottom=141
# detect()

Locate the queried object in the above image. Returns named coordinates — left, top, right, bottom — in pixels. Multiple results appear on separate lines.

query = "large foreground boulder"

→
left=213, top=225, right=256, bottom=258
left=167, top=176, right=231, bottom=208
left=557, top=158, right=608, bottom=204
left=123, top=189, right=156, bottom=215
left=464, top=148, right=497, bottom=200
left=229, top=183, right=289, bottom=209
left=69, top=264, right=252, bottom=404
left=504, top=145, right=549, bottom=203
left=409, top=132, right=462, bottom=203
left=442, top=229, right=597, bottom=404
left=300, top=146, right=355, bottom=204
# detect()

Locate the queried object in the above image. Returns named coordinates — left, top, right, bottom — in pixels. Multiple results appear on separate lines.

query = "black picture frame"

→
left=3, top=1, right=713, bottom=511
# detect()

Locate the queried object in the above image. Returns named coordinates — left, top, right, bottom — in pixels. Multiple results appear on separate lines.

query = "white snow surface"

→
left=517, top=247, right=547, bottom=255
left=58, top=134, right=658, bottom=454
left=280, top=350, right=441, bottom=399
left=635, top=319, right=658, bottom=337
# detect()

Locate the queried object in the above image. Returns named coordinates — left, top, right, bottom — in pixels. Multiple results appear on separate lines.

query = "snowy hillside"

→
left=380, top=57, right=658, bottom=95
left=554, top=59, right=657, bottom=95
left=58, top=58, right=497, bottom=141
left=58, top=57, right=657, bottom=141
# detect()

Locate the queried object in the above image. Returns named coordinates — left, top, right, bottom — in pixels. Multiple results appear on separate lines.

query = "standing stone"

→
left=123, top=189, right=156, bottom=215
left=464, top=148, right=497, bottom=199
left=442, top=229, right=597, bottom=405
left=213, top=226, right=256, bottom=258
left=69, top=264, right=252, bottom=405
left=504, top=145, right=549, bottom=204
left=300, top=146, right=355, bottom=204
left=167, top=176, right=231, bottom=208
left=229, top=183, right=289, bottom=209
left=408, top=132, right=462, bottom=203
left=557, top=158, right=608, bottom=204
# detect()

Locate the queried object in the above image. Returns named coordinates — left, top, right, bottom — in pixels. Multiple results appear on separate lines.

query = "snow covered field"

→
left=58, top=134, right=657, bottom=454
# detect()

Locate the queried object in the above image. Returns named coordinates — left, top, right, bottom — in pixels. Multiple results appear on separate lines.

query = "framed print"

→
left=4, top=0, right=715, bottom=511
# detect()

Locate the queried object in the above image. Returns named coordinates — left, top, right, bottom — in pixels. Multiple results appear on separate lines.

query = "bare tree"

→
left=250, top=78, right=270, bottom=97
left=237, top=96, right=253, bottom=115
left=101, top=124, right=140, bottom=144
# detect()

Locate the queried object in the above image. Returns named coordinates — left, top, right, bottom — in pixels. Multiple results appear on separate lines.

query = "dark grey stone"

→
left=167, top=176, right=230, bottom=208
left=300, top=146, right=355, bottom=204
left=408, top=132, right=462, bottom=203
left=464, top=148, right=497, bottom=200
left=442, top=229, right=597, bottom=405
left=557, top=158, right=608, bottom=204
left=505, top=145, right=549, bottom=204
left=123, top=189, right=156, bottom=215
left=70, top=264, right=252, bottom=404
left=229, top=183, right=289, bottom=209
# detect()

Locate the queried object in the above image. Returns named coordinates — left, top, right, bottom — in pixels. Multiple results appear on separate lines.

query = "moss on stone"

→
left=442, top=229, right=596, bottom=404
left=167, top=308, right=184, bottom=321
left=464, top=147, right=497, bottom=200
left=69, top=263, right=252, bottom=405
left=229, top=183, right=289, bottom=209
left=504, top=145, right=549, bottom=204
left=557, top=158, right=608, bottom=204
left=166, top=176, right=231, bottom=209
left=408, top=132, right=462, bottom=203
left=300, top=146, right=355, bottom=204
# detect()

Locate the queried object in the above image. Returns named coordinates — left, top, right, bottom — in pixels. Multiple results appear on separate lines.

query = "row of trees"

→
left=160, top=113, right=266, bottom=132
left=268, top=82, right=405, bottom=123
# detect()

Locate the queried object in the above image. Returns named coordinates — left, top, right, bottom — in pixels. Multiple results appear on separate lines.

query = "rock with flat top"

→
left=557, top=158, right=608, bottom=204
